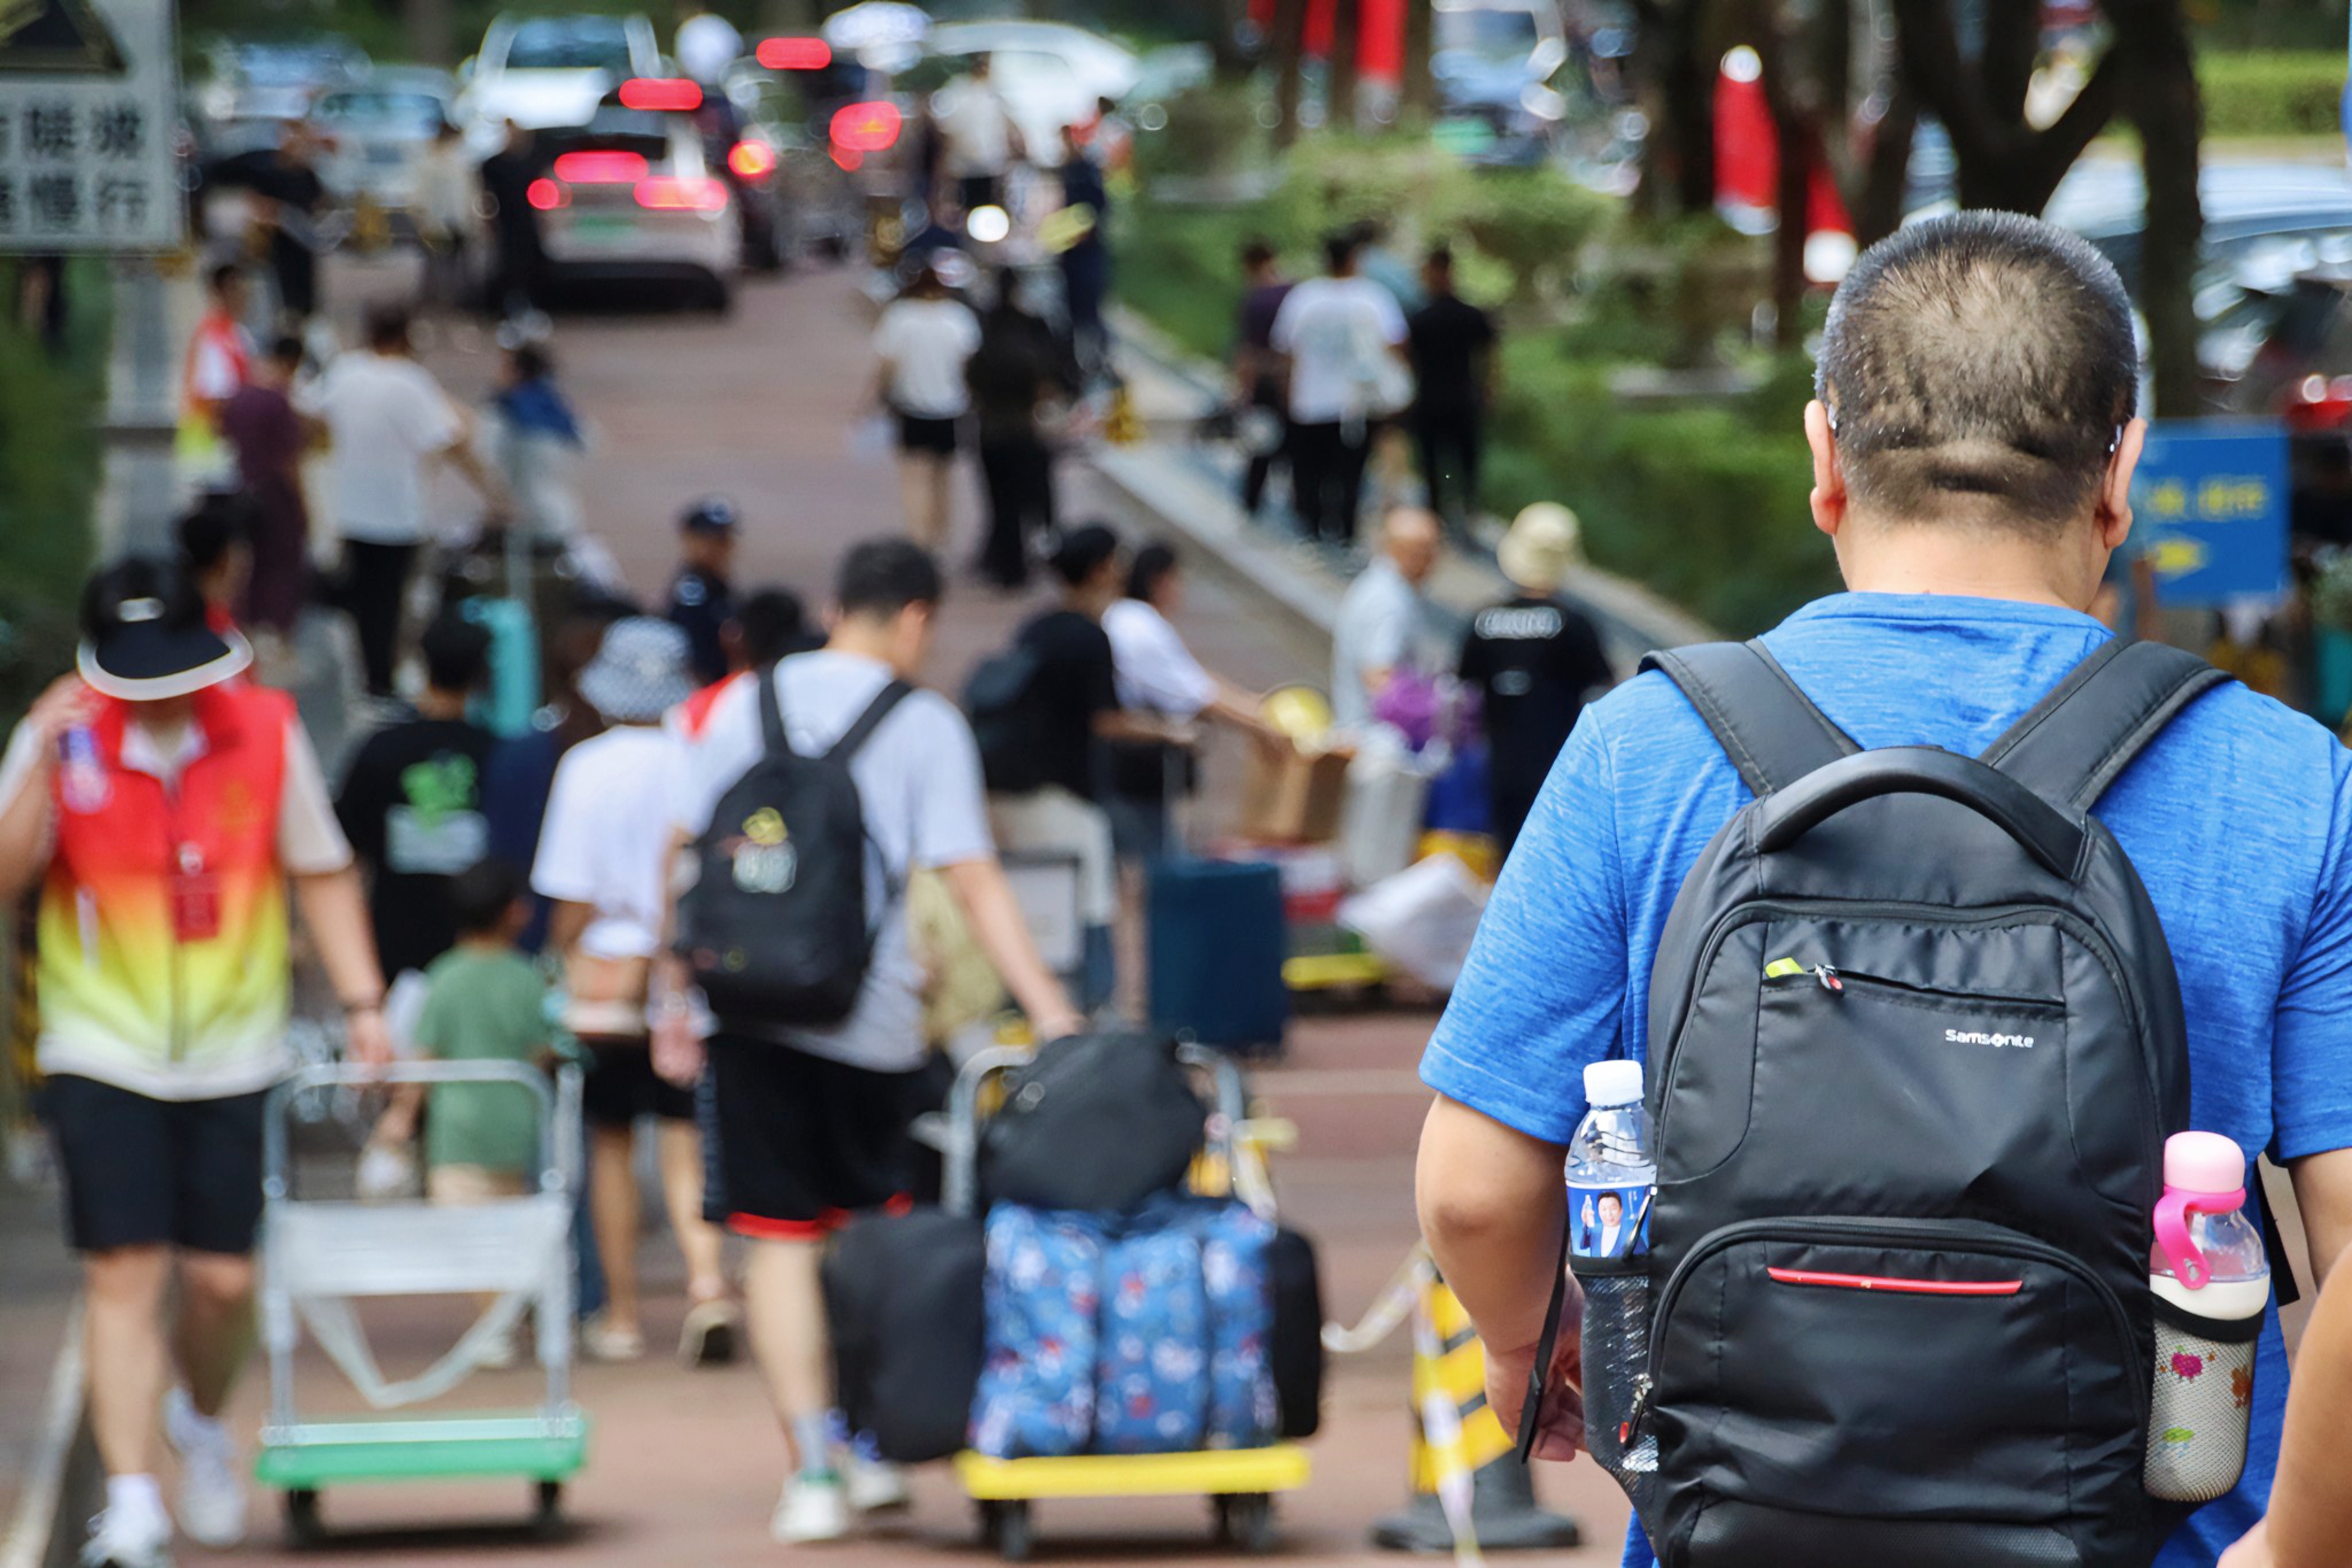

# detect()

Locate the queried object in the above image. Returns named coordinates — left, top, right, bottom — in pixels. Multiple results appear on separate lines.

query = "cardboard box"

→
left=1239, top=742, right=1352, bottom=844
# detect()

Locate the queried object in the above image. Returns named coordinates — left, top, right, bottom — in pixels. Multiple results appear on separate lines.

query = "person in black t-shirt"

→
left=1458, top=504, right=1613, bottom=856
left=479, top=121, right=548, bottom=320
left=334, top=612, right=500, bottom=981
left=1233, top=239, right=1294, bottom=519
left=1406, top=245, right=1499, bottom=540
left=666, top=497, right=740, bottom=686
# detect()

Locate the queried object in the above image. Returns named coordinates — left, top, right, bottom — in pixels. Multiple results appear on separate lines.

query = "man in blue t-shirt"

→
left=1416, top=211, right=2352, bottom=1568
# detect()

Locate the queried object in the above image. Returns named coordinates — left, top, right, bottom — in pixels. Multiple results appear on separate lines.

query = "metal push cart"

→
left=940, top=1042, right=1312, bottom=1561
left=255, top=1060, right=590, bottom=1543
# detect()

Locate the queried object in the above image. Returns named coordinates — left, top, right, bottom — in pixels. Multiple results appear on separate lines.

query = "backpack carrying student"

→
left=1553, top=638, right=2278, bottom=1568
left=964, top=640, right=1045, bottom=794
left=677, top=663, right=911, bottom=1025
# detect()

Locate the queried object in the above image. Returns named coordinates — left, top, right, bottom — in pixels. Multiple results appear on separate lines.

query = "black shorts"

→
left=580, top=1040, right=698, bottom=1129
left=898, top=414, right=959, bottom=457
left=40, top=1075, right=270, bottom=1255
left=701, top=1036, right=923, bottom=1239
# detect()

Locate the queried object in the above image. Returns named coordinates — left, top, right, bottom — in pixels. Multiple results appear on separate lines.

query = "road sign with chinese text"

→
left=0, top=0, right=181, bottom=250
left=2127, top=419, right=2289, bottom=607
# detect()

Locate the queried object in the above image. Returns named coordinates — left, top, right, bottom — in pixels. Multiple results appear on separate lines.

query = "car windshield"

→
left=316, top=90, right=445, bottom=132
left=1436, top=7, right=1539, bottom=60
left=506, top=19, right=633, bottom=72
left=234, top=46, right=357, bottom=86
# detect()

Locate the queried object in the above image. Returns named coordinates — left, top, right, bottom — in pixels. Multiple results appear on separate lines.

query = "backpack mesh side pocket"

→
left=1576, top=1266, right=1658, bottom=1519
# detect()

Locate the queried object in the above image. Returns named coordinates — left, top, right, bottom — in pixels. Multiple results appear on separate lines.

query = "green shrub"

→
left=1442, top=169, right=1612, bottom=305
left=0, top=261, right=106, bottom=723
left=1135, top=82, right=1271, bottom=182
left=2199, top=51, right=2345, bottom=138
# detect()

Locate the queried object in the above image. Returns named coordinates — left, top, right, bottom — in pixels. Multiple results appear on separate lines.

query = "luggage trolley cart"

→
left=256, top=1061, right=590, bottom=1543
left=942, top=1043, right=1312, bottom=1560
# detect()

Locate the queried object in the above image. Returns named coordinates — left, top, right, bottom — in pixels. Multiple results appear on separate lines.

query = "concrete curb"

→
left=0, top=1302, right=91, bottom=1568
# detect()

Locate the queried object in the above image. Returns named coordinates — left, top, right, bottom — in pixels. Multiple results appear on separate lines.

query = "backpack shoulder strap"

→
left=757, top=660, right=795, bottom=760
left=1639, top=640, right=1858, bottom=796
left=825, top=679, right=915, bottom=766
left=1978, top=641, right=2231, bottom=809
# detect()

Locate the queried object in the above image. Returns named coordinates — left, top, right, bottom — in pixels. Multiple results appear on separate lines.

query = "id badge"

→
left=171, top=845, right=222, bottom=943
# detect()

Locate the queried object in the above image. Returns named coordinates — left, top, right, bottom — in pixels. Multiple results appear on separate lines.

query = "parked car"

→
left=193, top=37, right=369, bottom=159
left=532, top=85, right=740, bottom=310
left=914, top=20, right=1139, bottom=167
left=311, top=67, right=459, bottom=220
left=723, top=60, right=864, bottom=266
left=1432, top=0, right=1569, bottom=166
left=457, top=13, right=663, bottom=136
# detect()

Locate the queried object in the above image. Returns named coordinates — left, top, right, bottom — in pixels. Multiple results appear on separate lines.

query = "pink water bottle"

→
left=2144, top=1132, right=2266, bottom=1503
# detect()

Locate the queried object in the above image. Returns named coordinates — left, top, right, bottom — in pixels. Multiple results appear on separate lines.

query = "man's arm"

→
left=1417, top=1093, right=1580, bottom=1456
left=292, top=868, right=393, bottom=1066
left=545, top=898, right=593, bottom=958
left=2287, top=1146, right=2352, bottom=1288
left=0, top=678, right=89, bottom=904
left=936, top=856, right=1083, bottom=1041
left=436, top=432, right=512, bottom=518
left=2220, top=1244, right=2352, bottom=1568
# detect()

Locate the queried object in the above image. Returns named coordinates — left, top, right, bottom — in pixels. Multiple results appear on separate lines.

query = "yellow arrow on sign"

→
left=2146, top=536, right=2209, bottom=580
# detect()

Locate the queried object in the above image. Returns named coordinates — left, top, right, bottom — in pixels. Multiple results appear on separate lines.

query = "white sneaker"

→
left=581, top=1317, right=645, bottom=1363
left=79, top=1503, right=173, bottom=1567
left=678, top=1297, right=740, bottom=1368
left=473, top=1323, right=520, bottom=1371
left=770, top=1474, right=851, bottom=1545
left=163, top=1390, right=247, bottom=1549
left=844, top=1453, right=910, bottom=1514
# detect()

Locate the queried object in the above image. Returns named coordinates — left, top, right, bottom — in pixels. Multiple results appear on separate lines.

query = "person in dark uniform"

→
left=1457, top=503, right=1613, bottom=857
left=667, top=497, right=740, bottom=686
left=478, top=121, right=548, bottom=320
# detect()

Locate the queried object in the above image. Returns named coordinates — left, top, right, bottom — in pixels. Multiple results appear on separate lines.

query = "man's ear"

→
left=1805, top=400, right=1847, bottom=539
left=2097, top=418, right=2147, bottom=550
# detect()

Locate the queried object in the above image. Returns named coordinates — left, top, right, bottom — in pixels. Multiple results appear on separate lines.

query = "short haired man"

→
left=1272, top=232, right=1410, bottom=548
left=1406, top=244, right=1498, bottom=539
left=1416, top=211, right=2352, bottom=1568
left=1233, top=238, right=1295, bottom=518
left=667, top=496, right=741, bottom=687
left=661, top=538, right=1082, bottom=1544
left=1331, top=505, right=1443, bottom=734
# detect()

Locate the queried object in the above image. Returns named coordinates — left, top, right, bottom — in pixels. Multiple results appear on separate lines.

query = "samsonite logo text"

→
left=1945, top=1029, right=2037, bottom=1049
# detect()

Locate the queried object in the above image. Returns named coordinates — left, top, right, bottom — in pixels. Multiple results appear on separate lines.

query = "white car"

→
left=533, top=92, right=740, bottom=311
left=312, top=68, right=457, bottom=216
left=919, top=21, right=1138, bottom=166
left=457, top=13, right=663, bottom=136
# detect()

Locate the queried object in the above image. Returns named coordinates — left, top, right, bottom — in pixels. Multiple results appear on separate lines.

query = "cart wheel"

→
left=976, top=1499, right=1003, bottom=1547
left=532, top=1480, right=564, bottom=1538
left=996, top=1499, right=1034, bottom=1562
left=1212, top=1494, right=1236, bottom=1545
left=1227, top=1493, right=1276, bottom=1555
left=284, top=1488, right=324, bottom=1547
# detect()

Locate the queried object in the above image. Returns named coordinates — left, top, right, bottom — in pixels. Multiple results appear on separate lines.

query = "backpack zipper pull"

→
left=1618, top=1372, right=1653, bottom=1445
left=1815, top=964, right=1843, bottom=994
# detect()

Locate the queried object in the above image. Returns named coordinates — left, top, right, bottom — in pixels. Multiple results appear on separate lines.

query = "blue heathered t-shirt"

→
left=1421, top=592, right=2352, bottom=1568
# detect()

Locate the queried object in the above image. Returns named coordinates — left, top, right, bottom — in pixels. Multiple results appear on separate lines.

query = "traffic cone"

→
left=1371, top=1264, right=1582, bottom=1554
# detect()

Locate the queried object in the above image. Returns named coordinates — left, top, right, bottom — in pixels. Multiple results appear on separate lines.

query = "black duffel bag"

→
left=1268, top=1225, right=1326, bottom=1440
left=824, top=1206, right=986, bottom=1463
left=982, top=1031, right=1207, bottom=1213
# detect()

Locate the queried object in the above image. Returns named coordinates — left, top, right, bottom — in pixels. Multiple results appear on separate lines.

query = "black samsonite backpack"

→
left=678, top=663, right=911, bottom=1026
left=1603, top=638, right=2232, bottom=1568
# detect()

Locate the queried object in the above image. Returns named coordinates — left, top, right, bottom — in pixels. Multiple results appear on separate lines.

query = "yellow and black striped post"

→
left=1371, top=1264, right=1582, bottom=1554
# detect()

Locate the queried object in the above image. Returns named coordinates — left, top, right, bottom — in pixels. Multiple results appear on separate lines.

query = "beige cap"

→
left=1496, top=502, right=1582, bottom=594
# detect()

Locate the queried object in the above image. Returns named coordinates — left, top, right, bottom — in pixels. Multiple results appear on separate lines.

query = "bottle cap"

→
left=2164, top=1131, right=2246, bottom=1195
left=1583, top=1060, right=1645, bottom=1108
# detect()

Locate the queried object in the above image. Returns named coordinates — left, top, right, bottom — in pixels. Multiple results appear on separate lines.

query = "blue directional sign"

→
left=2127, top=419, right=2289, bottom=607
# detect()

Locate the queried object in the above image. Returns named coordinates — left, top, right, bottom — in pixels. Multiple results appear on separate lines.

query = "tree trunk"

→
left=1211, top=0, right=1256, bottom=80
left=1271, top=0, right=1311, bottom=146
left=1759, top=10, right=1810, bottom=350
left=2118, top=0, right=2203, bottom=415
left=1331, top=0, right=1362, bottom=131
left=1850, top=89, right=1916, bottom=248
left=1400, top=0, right=1436, bottom=119
left=1636, top=0, right=1717, bottom=218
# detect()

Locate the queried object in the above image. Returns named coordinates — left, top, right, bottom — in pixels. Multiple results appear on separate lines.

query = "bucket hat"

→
left=577, top=617, right=697, bottom=722
left=1496, top=503, right=1582, bottom=596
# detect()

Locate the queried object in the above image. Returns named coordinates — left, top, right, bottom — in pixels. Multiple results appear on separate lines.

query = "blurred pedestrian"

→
left=660, top=539, right=1083, bottom=1543
left=534, top=618, right=736, bottom=1366
left=1274, top=232, right=1408, bottom=548
left=671, top=585, right=819, bottom=739
left=932, top=53, right=1022, bottom=212
left=219, top=334, right=313, bottom=642
left=0, top=558, right=390, bottom=1568
left=675, top=2, right=744, bottom=85
left=479, top=121, right=548, bottom=320
left=415, top=120, right=479, bottom=318
left=484, top=339, right=588, bottom=543
left=872, top=265, right=981, bottom=552
left=966, top=273, right=1068, bottom=589
left=1407, top=245, right=1498, bottom=540
left=176, top=264, right=252, bottom=488
left=1331, top=506, right=1443, bottom=734
left=333, top=611, right=498, bottom=985
left=667, top=497, right=740, bottom=686
left=1232, top=239, right=1293, bottom=520
left=1056, top=125, right=1112, bottom=377
left=300, top=305, right=509, bottom=699
left=253, top=122, right=329, bottom=324
left=1458, top=504, right=1611, bottom=854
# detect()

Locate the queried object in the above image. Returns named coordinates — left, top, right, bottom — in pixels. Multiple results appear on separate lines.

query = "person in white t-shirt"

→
left=298, top=306, right=510, bottom=698
left=931, top=54, right=1024, bottom=211
left=1272, top=231, right=1410, bottom=548
left=531, top=618, right=736, bottom=1369
left=871, top=267, right=983, bottom=552
left=657, top=539, right=1080, bottom=1545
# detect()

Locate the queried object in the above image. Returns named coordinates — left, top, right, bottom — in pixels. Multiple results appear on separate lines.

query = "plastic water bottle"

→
left=57, top=724, right=109, bottom=814
left=1568, top=1060, right=1658, bottom=1487
left=2144, top=1131, right=2268, bottom=1503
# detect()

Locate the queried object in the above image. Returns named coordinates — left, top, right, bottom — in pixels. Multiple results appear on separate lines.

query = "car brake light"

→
left=526, top=178, right=567, bottom=211
left=830, top=100, right=901, bottom=154
left=635, top=176, right=728, bottom=211
left=618, top=77, right=702, bottom=112
left=756, top=36, right=831, bottom=70
left=551, top=150, right=649, bottom=183
left=2288, top=373, right=2352, bottom=432
left=831, top=145, right=862, bottom=173
left=728, top=140, right=776, bottom=180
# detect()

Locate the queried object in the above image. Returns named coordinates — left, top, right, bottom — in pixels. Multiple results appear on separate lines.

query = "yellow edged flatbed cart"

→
left=940, top=1044, right=1314, bottom=1561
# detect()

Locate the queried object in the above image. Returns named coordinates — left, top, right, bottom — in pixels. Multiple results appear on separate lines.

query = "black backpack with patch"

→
left=678, top=663, right=911, bottom=1026
left=1569, top=637, right=2249, bottom=1568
